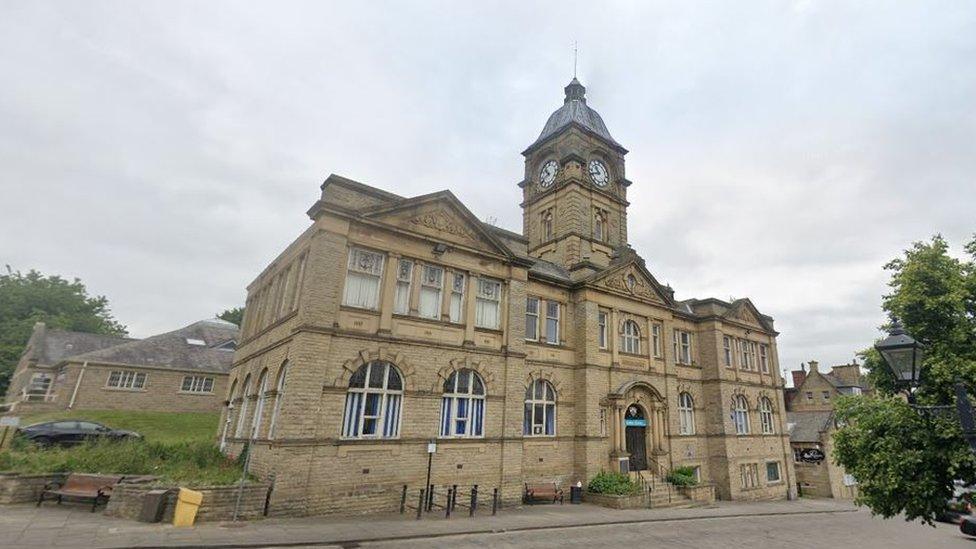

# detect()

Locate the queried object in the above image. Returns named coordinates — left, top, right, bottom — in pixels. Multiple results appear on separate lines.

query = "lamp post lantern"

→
left=875, top=319, right=925, bottom=403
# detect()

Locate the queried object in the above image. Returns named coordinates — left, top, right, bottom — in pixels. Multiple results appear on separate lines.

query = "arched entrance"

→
left=624, top=403, right=648, bottom=471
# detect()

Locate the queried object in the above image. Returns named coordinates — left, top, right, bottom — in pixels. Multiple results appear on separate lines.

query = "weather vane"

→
left=573, top=40, right=578, bottom=78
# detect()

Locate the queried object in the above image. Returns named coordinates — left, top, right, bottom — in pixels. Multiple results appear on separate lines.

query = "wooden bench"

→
left=524, top=482, right=564, bottom=504
left=37, top=473, right=123, bottom=512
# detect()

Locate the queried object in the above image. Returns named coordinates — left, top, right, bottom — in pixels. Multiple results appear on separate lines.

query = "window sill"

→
left=178, top=391, right=215, bottom=396
left=393, top=313, right=464, bottom=328
left=474, top=326, right=503, bottom=335
left=103, top=387, right=147, bottom=393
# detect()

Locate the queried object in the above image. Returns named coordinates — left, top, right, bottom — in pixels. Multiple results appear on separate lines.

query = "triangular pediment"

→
left=724, top=299, right=772, bottom=331
left=361, top=192, right=512, bottom=258
left=588, top=261, right=674, bottom=306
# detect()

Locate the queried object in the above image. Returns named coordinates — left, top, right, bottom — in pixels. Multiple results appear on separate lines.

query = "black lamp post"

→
left=876, top=318, right=976, bottom=452
left=875, top=319, right=925, bottom=404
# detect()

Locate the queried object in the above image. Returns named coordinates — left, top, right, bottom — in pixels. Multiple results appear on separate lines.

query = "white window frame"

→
left=26, top=373, right=53, bottom=399
left=759, top=397, right=775, bottom=434
left=674, top=330, right=692, bottom=365
left=678, top=392, right=695, bottom=435
left=545, top=301, right=560, bottom=345
left=759, top=344, right=770, bottom=373
left=740, top=463, right=759, bottom=488
left=251, top=371, right=269, bottom=439
left=234, top=375, right=252, bottom=437
left=723, top=336, right=734, bottom=367
left=342, top=247, right=385, bottom=310
left=766, top=461, right=782, bottom=483
left=651, top=323, right=662, bottom=358
left=525, top=297, right=540, bottom=341
left=180, top=375, right=215, bottom=394
left=439, top=369, right=486, bottom=438
left=449, top=272, right=465, bottom=323
left=107, top=370, right=147, bottom=390
left=267, top=363, right=288, bottom=439
left=621, top=320, right=641, bottom=355
left=393, top=258, right=413, bottom=315
left=733, top=395, right=750, bottom=435
left=341, top=361, right=403, bottom=439
left=474, top=278, right=502, bottom=329
left=418, top=264, right=444, bottom=319
left=524, top=379, right=557, bottom=437
left=597, top=311, right=608, bottom=349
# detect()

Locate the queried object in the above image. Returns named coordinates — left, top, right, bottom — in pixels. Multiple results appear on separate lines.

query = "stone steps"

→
left=630, top=470, right=697, bottom=509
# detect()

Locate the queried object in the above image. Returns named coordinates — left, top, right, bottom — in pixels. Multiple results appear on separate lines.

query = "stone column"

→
left=655, top=409, right=665, bottom=452
left=378, top=253, right=400, bottom=334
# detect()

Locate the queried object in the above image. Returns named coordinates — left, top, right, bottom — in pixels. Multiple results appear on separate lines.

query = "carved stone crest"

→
left=604, top=269, right=656, bottom=301
left=407, top=210, right=475, bottom=242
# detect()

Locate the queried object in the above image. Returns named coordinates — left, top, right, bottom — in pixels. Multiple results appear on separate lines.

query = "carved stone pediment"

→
left=406, top=209, right=477, bottom=243
left=598, top=266, right=664, bottom=304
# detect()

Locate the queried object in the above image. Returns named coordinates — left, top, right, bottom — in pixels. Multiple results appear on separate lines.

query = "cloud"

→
left=1, top=1, right=974, bottom=381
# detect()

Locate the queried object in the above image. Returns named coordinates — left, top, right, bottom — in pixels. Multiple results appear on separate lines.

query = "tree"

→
left=833, top=234, right=976, bottom=523
left=217, top=307, right=244, bottom=327
left=0, top=269, right=127, bottom=396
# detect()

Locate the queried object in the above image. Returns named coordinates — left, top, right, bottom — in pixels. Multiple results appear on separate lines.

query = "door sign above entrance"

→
left=624, top=418, right=647, bottom=427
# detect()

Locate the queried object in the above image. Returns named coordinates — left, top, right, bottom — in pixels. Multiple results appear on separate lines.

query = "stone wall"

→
left=678, top=482, right=716, bottom=504
left=0, top=473, right=64, bottom=504
left=585, top=491, right=644, bottom=509
left=104, top=482, right=270, bottom=523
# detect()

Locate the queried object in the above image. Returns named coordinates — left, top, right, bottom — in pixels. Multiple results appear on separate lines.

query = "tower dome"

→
left=523, top=78, right=625, bottom=155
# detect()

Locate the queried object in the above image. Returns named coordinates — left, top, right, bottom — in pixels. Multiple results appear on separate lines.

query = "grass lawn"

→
left=1, top=410, right=244, bottom=485
left=17, top=410, right=220, bottom=444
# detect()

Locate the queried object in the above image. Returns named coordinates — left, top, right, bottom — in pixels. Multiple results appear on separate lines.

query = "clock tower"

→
left=519, top=78, right=631, bottom=278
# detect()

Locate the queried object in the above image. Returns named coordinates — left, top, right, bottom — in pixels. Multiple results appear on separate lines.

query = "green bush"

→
left=0, top=438, right=245, bottom=486
left=587, top=471, right=639, bottom=495
left=666, top=466, right=699, bottom=487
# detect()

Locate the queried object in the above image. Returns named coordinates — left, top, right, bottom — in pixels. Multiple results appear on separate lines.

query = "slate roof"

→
left=525, top=79, right=625, bottom=153
left=35, top=330, right=134, bottom=366
left=67, top=319, right=239, bottom=374
left=787, top=411, right=835, bottom=443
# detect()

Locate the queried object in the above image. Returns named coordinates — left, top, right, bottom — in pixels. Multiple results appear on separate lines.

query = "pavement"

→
left=0, top=498, right=867, bottom=548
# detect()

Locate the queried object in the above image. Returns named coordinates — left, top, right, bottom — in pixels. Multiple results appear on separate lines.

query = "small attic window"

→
left=186, top=338, right=206, bottom=346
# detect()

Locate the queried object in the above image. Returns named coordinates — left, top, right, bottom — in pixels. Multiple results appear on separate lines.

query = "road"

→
left=301, top=509, right=971, bottom=548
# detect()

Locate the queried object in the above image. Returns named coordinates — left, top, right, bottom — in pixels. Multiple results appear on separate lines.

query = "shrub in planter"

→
left=587, top=471, right=638, bottom=495
left=666, top=466, right=699, bottom=487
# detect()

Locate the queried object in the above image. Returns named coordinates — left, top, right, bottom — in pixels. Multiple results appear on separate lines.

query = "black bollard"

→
left=470, top=484, right=478, bottom=517
left=445, top=487, right=453, bottom=518
left=492, top=487, right=498, bottom=515
left=400, top=485, right=407, bottom=514
left=416, top=488, right=425, bottom=520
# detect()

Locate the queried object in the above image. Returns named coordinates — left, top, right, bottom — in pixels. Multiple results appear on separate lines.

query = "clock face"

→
left=588, top=159, right=610, bottom=187
left=539, top=160, right=558, bottom=188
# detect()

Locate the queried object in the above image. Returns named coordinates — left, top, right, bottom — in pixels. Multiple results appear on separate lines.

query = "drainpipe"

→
left=68, top=362, right=87, bottom=409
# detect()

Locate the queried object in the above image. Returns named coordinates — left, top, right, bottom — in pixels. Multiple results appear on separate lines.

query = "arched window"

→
left=524, top=379, right=556, bottom=436
left=440, top=369, right=485, bottom=438
left=342, top=361, right=403, bottom=439
left=250, top=370, right=269, bottom=439
left=267, top=362, right=288, bottom=439
left=221, top=378, right=238, bottom=450
left=234, top=374, right=252, bottom=437
left=678, top=392, right=695, bottom=435
left=621, top=320, right=641, bottom=354
left=733, top=395, right=750, bottom=435
left=759, top=397, right=774, bottom=434
left=542, top=210, right=553, bottom=240
left=594, top=211, right=606, bottom=242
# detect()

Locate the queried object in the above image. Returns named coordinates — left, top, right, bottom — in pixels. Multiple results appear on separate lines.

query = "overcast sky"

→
left=1, top=1, right=974, bottom=384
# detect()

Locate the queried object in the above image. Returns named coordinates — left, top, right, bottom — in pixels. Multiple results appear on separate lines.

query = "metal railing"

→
left=399, top=484, right=499, bottom=520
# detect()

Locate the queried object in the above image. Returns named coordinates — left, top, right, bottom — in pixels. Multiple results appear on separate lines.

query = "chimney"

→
left=792, top=369, right=807, bottom=388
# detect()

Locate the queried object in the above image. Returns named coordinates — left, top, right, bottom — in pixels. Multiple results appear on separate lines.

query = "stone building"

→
left=784, top=360, right=868, bottom=499
left=223, top=78, right=795, bottom=517
left=3, top=319, right=237, bottom=414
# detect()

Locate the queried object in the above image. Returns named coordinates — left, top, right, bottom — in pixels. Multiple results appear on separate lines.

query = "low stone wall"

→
left=584, top=491, right=645, bottom=509
left=104, top=482, right=271, bottom=523
left=0, top=472, right=64, bottom=504
left=678, top=483, right=716, bottom=504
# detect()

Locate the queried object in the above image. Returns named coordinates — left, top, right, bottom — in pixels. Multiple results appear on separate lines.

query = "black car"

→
left=18, top=420, right=141, bottom=446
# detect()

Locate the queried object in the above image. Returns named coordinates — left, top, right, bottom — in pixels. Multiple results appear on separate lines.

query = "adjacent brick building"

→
left=223, top=78, right=796, bottom=517
left=3, top=319, right=238, bottom=414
